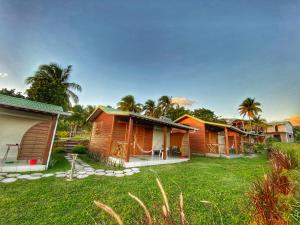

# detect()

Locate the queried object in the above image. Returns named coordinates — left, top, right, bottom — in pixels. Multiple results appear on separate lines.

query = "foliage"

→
left=158, top=95, right=174, bottom=116
left=25, top=63, right=82, bottom=110
left=72, top=145, right=87, bottom=154
left=249, top=150, right=296, bottom=225
left=238, top=98, right=262, bottom=131
left=192, top=108, right=226, bottom=123
left=56, top=131, right=69, bottom=139
left=117, top=95, right=143, bottom=113
left=46, top=153, right=70, bottom=172
left=272, top=143, right=300, bottom=168
left=117, top=95, right=225, bottom=122
left=52, top=146, right=65, bottom=154
left=57, top=104, right=96, bottom=138
left=0, top=88, right=26, bottom=98
left=293, top=126, right=300, bottom=142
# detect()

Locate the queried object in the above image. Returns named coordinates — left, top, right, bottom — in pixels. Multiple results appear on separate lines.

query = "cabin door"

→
left=218, top=132, right=225, bottom=154
left=152, top=126, right=170, bottom=151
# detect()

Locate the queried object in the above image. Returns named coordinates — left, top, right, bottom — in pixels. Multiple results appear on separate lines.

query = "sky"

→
left=0, top=0, right=299, bottom=121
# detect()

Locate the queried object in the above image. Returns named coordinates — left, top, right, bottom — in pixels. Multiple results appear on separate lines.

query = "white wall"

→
left=0, top=108, right=50, bottom=159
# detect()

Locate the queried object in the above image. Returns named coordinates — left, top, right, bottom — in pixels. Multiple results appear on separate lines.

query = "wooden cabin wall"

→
left=178, top=117, right=206, bottom=154
left=132, top=125, right=153, bottom=155
left=111, top=120, right=153, bottom=157
left=170, top=133, right=184, bottom=148
left=18, top=120, right=52, bottom=163
left=181, top=133, right=190, bottom=157
left=89, top=112, right=114, bottom=157
left=205, top=130, right=218, bottom=144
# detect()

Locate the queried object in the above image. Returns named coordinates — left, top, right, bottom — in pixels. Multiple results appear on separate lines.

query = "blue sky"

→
left=0, top=0, right=299, bottom=120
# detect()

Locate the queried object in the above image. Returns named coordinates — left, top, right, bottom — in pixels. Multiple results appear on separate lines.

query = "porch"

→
left=205, top=124, right=244, bottom=155
left=110, top=155, right=189, bottom=168
left=0, top=158, right=45, bottom=172
left=108, top=114, right=195, bottom=164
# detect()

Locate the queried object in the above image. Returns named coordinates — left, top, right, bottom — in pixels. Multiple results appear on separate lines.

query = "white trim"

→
left=46, top=114, right=60, bottom=169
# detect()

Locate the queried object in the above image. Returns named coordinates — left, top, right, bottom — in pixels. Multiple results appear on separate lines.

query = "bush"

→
left=52, top=147, right=65, bottom=153
left=56, top=131, right=69, bottom=139
left=72, top=145, right=87, bottom=154
left=253, top=143, right=267, bottom=153
left=272, top=143, right=300, bottom=168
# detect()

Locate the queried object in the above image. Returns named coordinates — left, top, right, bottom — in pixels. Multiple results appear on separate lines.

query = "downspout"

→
left=46, top=114, right=60, bottom=169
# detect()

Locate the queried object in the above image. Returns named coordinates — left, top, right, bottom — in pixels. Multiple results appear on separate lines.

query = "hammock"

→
left=133, top=135, right=154, bottom=154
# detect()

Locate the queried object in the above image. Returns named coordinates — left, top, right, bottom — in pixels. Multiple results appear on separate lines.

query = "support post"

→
left=241, top=136, right=244, bottom=153
left=45, top=115, right=60, bottom=168
left=234, top=133, right=238, bottom=154
left=125, top=117, right=133, bottom=162
left=163, top=126, right=167, bottom=160
left=224, top=127, right=229, bottom=156
left=187, top=130, right=190, bottom=159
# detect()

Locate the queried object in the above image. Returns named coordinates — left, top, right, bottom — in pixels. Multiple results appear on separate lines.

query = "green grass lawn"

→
left=0, top=155, right=270, bottom=225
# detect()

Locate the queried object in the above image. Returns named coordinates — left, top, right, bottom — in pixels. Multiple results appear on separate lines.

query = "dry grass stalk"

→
left=179, top=193, right=187, bottom=225
left=95, top=178, right=189, bottom=225
left=156, top=178, right=170, bottom=214
left=128, top=192, right=153, bottom=225
left=94, top=200, right=124, bottom=225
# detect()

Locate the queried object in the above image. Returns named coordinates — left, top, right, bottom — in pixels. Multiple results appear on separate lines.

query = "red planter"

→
left=29, top=159, right=38, bottom=165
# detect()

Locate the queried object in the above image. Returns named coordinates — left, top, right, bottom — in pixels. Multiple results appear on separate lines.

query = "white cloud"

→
left=171, top=97, right=195, bottom=106
left=0, top=73, right=8, bottom=78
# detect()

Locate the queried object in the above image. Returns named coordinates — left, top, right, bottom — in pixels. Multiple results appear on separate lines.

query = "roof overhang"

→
left=175, top=114, right=247, bottom=134
left=87, top=107, right=197, bottom=131
left=0, top=103, right=70, bottom=116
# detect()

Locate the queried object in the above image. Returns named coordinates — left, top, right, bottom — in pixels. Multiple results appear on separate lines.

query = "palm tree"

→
left=117, top=95, right=143, bottom=113
left=158, top=95, right=173, bottom=116
left=26, top=63, right=82, bottom=109
left=238, top=98, right=262, bottom=131
left=143, top=99, right=156, bottom=117
left=252, top=115, right=267, bottom=133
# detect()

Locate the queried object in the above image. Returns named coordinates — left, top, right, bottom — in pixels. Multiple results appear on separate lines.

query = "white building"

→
left=266, top=121, right=294, bottom=143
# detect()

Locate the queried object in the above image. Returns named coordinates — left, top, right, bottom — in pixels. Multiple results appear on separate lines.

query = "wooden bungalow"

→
left=0, top=94, right=68, bottom=172
left=87, top=106, right=195, bottom=167
left=174, top=114, right=248, bottom=157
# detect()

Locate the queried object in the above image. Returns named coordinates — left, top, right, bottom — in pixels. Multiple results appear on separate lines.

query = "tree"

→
left=238, top=98, right=262, bottom=130
left=158, top=95, right=174, bottom=116
left=166, top=105, right=191, bottom=121
left=57, top=104, right=96, bottom=138
left=0, top=88, right=25, bottom=98
left=143, top=99, right=156, bottom=117
left=117, top=95, right=143, bottom=113
left=252, top=115, right=267, bottom=133
left=192, top=108, right=223, bottom=123
left=25, top=63, right=82, bottom=110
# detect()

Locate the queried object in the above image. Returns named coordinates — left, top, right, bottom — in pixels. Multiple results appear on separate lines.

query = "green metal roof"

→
left=0, top=94, right=66, bottom=115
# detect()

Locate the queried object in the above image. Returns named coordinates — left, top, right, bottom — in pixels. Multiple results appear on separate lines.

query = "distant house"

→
left=0, top=94, right=68, bottom=172
left=87, top=106, right=195, bottom=167
left=265, top=121, right=294, bottom=143
left=174, top=114, right=257, bottom=157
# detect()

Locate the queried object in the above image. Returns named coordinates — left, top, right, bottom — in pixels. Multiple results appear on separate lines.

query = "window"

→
left=275, top=125, right=279, bottom=132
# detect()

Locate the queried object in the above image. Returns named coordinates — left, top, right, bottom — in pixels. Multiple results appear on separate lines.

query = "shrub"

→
left=56, top=131, right=69, bottom=139
left=273, top=143, right=300, bottom=168
left=249, top=149, right=297, bottom=225
left=52, top=147, right=65, bottom=154
left=72, top=145, right=87, bottom=154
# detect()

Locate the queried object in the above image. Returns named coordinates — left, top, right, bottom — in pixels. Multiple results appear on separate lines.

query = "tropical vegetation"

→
left=0, top=88, right=26, bottom=98
left=25, top=63, right=82, bottom=110
left=239, top=97, right=263, bottom=131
